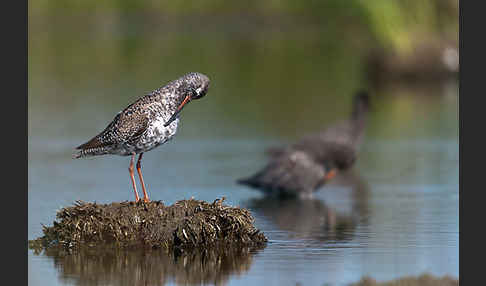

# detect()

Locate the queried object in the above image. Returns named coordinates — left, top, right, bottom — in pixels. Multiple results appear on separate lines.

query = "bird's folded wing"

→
left=240, top=150, right=326, bottom=194
left=76, top=111, right=149, bottom=150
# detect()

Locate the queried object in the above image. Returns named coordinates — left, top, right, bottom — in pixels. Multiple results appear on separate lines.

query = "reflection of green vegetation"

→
left=28, top=0, right=458, bottom=89
left=29, top=0, right=458, bottom=52
left=28, top=7, right=370, bottom=137
left=28, top=0, right=458, bottom=139
left=360, top=1, right=458, bottom=53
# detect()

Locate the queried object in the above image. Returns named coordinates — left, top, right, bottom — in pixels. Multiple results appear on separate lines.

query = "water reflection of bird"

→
left=246, top=170, right=370, bottom=242
left=249, top=197, right=356, bottom=242
left=73, top=72, right=210, bottom=202
left=237, top=90, right=370, bottom=198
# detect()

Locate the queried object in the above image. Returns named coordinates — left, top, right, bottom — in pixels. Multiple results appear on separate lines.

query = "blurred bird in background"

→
left=237, top=90, right=370, bottom=199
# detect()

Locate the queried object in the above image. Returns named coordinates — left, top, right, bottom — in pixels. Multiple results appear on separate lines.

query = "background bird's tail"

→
left=236, top=176, right=254, bottom=186
left=236, top=173, right=264, bottom=189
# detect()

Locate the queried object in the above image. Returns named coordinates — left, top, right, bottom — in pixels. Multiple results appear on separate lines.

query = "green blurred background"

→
left=29, top=0, right=458, bottom=141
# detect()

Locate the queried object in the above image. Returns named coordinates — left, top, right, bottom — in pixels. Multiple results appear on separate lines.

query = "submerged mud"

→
left=29, top=198, right=267, bottom=251
left=349, top=273, right=458, bottom=286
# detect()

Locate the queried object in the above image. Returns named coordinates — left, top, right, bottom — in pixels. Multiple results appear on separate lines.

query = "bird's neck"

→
left=153, top=89, right=184, bottom=113
left=351, top=106, right=368, bottom=132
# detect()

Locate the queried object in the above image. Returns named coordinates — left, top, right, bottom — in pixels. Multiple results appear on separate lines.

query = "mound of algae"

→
left=29, top=197, right=267, bottom=251
left=349, top=273, right=458, bottom=286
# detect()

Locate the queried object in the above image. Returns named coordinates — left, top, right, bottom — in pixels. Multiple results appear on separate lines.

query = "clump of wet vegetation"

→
left=349, top=273, right=458, bottom=286
left=29, top=198, right=267, bottom=251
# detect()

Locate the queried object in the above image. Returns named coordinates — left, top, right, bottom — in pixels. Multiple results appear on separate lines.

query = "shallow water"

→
left=28, top=79, right=458, bottom=286
left=28, top=11, right=458, bottom=285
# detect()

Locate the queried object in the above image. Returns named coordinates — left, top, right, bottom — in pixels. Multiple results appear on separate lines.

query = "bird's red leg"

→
left=129, top=153, right=140, bottom=202
left=136, top=153, right=150, bottom=203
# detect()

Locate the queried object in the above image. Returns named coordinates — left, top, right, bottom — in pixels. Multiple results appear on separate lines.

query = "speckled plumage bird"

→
left=237, top=91, right=370, bottom=199
left=73, top=72, right=210, bottom=202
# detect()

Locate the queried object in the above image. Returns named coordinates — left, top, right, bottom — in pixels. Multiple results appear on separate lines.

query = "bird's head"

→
left=184, top=72, right=210, bottom=100
left=164, top=72, right=210, bottom=127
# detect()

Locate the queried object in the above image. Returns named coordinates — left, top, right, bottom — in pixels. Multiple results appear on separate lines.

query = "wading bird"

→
left=237, top=91, right=370, bottom=199
left=73, top=72, right=210, bottom=202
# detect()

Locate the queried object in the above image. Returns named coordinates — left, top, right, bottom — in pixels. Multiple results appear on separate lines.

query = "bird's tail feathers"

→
left=72, top=146, right=110, bottom=159
left=236, top=175, right=258, bottom=188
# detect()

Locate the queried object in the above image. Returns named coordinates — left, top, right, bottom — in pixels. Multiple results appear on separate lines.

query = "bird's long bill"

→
left=164, top=95, right=191, bottom=127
